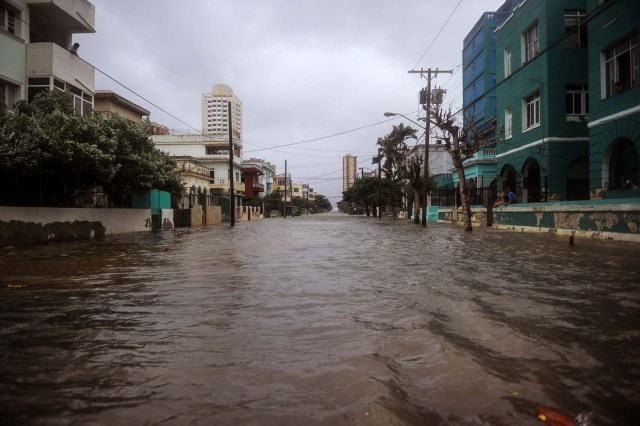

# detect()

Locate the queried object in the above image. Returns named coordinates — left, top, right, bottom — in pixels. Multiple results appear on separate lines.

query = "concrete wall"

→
left=438, top=200, right=640, bottom=242
left=237, top=206, right=263, bottom=222
left=207, top=206, right=222, bottom=225
left=0, top=207, right=163, bottom=246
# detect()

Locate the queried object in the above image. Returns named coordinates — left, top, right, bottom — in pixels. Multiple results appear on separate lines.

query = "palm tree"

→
left=373, top=123, right=417, bottom=218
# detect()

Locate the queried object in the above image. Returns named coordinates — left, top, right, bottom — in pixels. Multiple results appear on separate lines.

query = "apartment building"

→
left=152, top=134, right=245, bottom=209
left=342, top=154, right=357, bottom=192
left=1, top=0, right=95, bottom=112
left=495, top=0, right=591, bottom=202
left=586, top=0, right=640, bottom=198
left=459, top=0, right=525, bottom=201
left=201, top=84, right=243, bottom=144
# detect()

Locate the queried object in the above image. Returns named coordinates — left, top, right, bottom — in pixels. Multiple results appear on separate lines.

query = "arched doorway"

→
left=498, top=164, right=517, bottom=194
left=603, top=138, right=639, bottom=189
left=567, top=156, right=590, bottom=200
left=522, top=158, right=542, bottom=203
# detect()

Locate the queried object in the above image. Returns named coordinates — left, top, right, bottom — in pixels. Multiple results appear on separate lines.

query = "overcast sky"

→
left=75, top=0, right=508, bottom=204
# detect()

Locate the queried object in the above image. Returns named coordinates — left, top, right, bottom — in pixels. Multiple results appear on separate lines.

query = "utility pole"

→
left=227, top=101, right=235, bottom=227
left=408, top=68, right=453, bottom=227
left=284, top=160, right=288, bottom=218
left=377, top=148, right=382, bottom=219
left=306, top=184, right=309, bottom=215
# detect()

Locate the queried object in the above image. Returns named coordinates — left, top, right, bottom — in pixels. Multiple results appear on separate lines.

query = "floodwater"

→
left=1, top=214, right=639, bottom=426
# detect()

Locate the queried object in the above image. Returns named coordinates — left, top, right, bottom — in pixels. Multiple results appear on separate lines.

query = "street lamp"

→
left=384, top=111, right=429, bottom=227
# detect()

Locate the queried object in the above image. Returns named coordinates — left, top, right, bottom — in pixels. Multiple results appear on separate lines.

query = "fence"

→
left=435, top=183, right=496, bottom=207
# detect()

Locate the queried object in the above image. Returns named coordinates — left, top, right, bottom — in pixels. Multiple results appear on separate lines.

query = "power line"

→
left=243, top=118, right=399, bottom=153
left=411, top=0, right=464, bottom=70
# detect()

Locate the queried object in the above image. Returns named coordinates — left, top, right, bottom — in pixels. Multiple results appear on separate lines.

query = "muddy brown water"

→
left=1, top=214, right=639, bottom=425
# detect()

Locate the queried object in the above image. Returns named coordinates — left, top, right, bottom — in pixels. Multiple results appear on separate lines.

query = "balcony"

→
left=209, top=179, right=244, bottom=194
left=28, top=0, right=95, bottom=34
left=26, top=42, right=94, bottom=93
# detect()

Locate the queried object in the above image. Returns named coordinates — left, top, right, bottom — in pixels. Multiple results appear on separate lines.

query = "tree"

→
left=341, top=176, right=378, bottom=216
left=372, top=123, right=417, bottom=218
left=311, top=194, right=332, bottom=213
left=427, top=105, right=483, bottom=232
left=0, top=91, right=183, bottom=207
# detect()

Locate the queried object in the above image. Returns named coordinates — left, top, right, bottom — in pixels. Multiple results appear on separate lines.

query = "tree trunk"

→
left=453, top=159, right=473, bottom=232
left=413, top=189, right=420, bottom=224
left=364, top=201, right=370, bottom=217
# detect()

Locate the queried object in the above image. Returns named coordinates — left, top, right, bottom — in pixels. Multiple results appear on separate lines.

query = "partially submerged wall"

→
left=0, top=207, right=169, bottom=246
left=438, top=200, right=640, bottom=242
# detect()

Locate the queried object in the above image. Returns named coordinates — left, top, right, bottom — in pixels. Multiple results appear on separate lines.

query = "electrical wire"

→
left=411, top=0, right=464, bottom=70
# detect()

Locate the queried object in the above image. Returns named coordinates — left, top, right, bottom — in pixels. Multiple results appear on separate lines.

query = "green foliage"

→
left=311, top=194, right=332, bottom=213
left=0, top=91, right=183, bottom=207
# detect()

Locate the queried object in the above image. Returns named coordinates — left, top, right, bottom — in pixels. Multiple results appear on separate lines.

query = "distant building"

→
left=342, top=154, right=357, bottom=192
left=150, top=122, right=170, bottom=135
left=273, top=173, right=292, bottom=202
left=201, top=84, right=243, bottom=144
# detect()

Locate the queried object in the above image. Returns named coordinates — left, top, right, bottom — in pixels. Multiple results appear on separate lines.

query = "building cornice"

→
left=588, top=104, right=640, bottom=129
left=496, top=137, right=588, bottom=158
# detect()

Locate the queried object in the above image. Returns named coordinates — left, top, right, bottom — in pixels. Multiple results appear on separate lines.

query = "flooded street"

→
left=1, top=214, right=639, bottom=425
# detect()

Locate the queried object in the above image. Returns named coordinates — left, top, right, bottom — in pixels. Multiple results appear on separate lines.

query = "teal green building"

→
left=495, top=0, right=592, bottom=202
left=586, top=0, right=640, bottom=199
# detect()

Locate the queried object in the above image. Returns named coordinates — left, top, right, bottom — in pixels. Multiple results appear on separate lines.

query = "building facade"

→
left=495, top=0, right=591, bottom=202
left=342, top=154, right=357, bottom=192
left=152, top=134, right=245, bottom=208
left=1, top=0, right=96, bottom=112
left=586, top=0, right=640, bottom=198
left=201, top=84, right=243, bottom=143
left=458, top=0, right=525, bottom=206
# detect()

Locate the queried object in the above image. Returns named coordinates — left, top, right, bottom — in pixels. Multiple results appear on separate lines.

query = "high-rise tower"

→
left=342, top=154, right=357, bottom=192
left=202, top=84, right=243, bottom=144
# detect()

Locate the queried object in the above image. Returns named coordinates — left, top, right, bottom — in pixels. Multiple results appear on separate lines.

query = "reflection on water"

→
left=1, top=215, right=639, bottom=425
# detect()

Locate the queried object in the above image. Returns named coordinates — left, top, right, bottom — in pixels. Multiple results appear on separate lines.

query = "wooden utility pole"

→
left=408, top=68, right=453, bottom=227
left=284, top=160, right=288, bottom=218
left=228, top=101, right=235, bottom=227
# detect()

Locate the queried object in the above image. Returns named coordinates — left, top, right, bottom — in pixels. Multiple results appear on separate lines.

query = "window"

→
left=524, top=92, right=540, bottom=129
left=505, top=107, right=513, bottom=139
left=604, top=35, right=638, bottom=97
left=504, top=47, right=512, bottom=77
left=27, top=77, right=93, bottom=115
left=565, top=10, right=587, bottom=48
left=0, top=3, right=17, bottom=35
left=565, top=84, right=589, bottom=116
left=523, top=22, right=539, bottom=63
left=0, top=79, right=19, bottom=106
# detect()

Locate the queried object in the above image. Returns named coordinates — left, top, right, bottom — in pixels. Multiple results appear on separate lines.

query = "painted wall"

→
left=0, top=207, right=167, bottom=246
left=438, top=199, right=640, bottom=243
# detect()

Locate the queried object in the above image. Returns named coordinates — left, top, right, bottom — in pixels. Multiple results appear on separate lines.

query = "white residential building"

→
left=201, top=84, right=243, bottom=145
left=342, top=154, right=357, bottom=192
